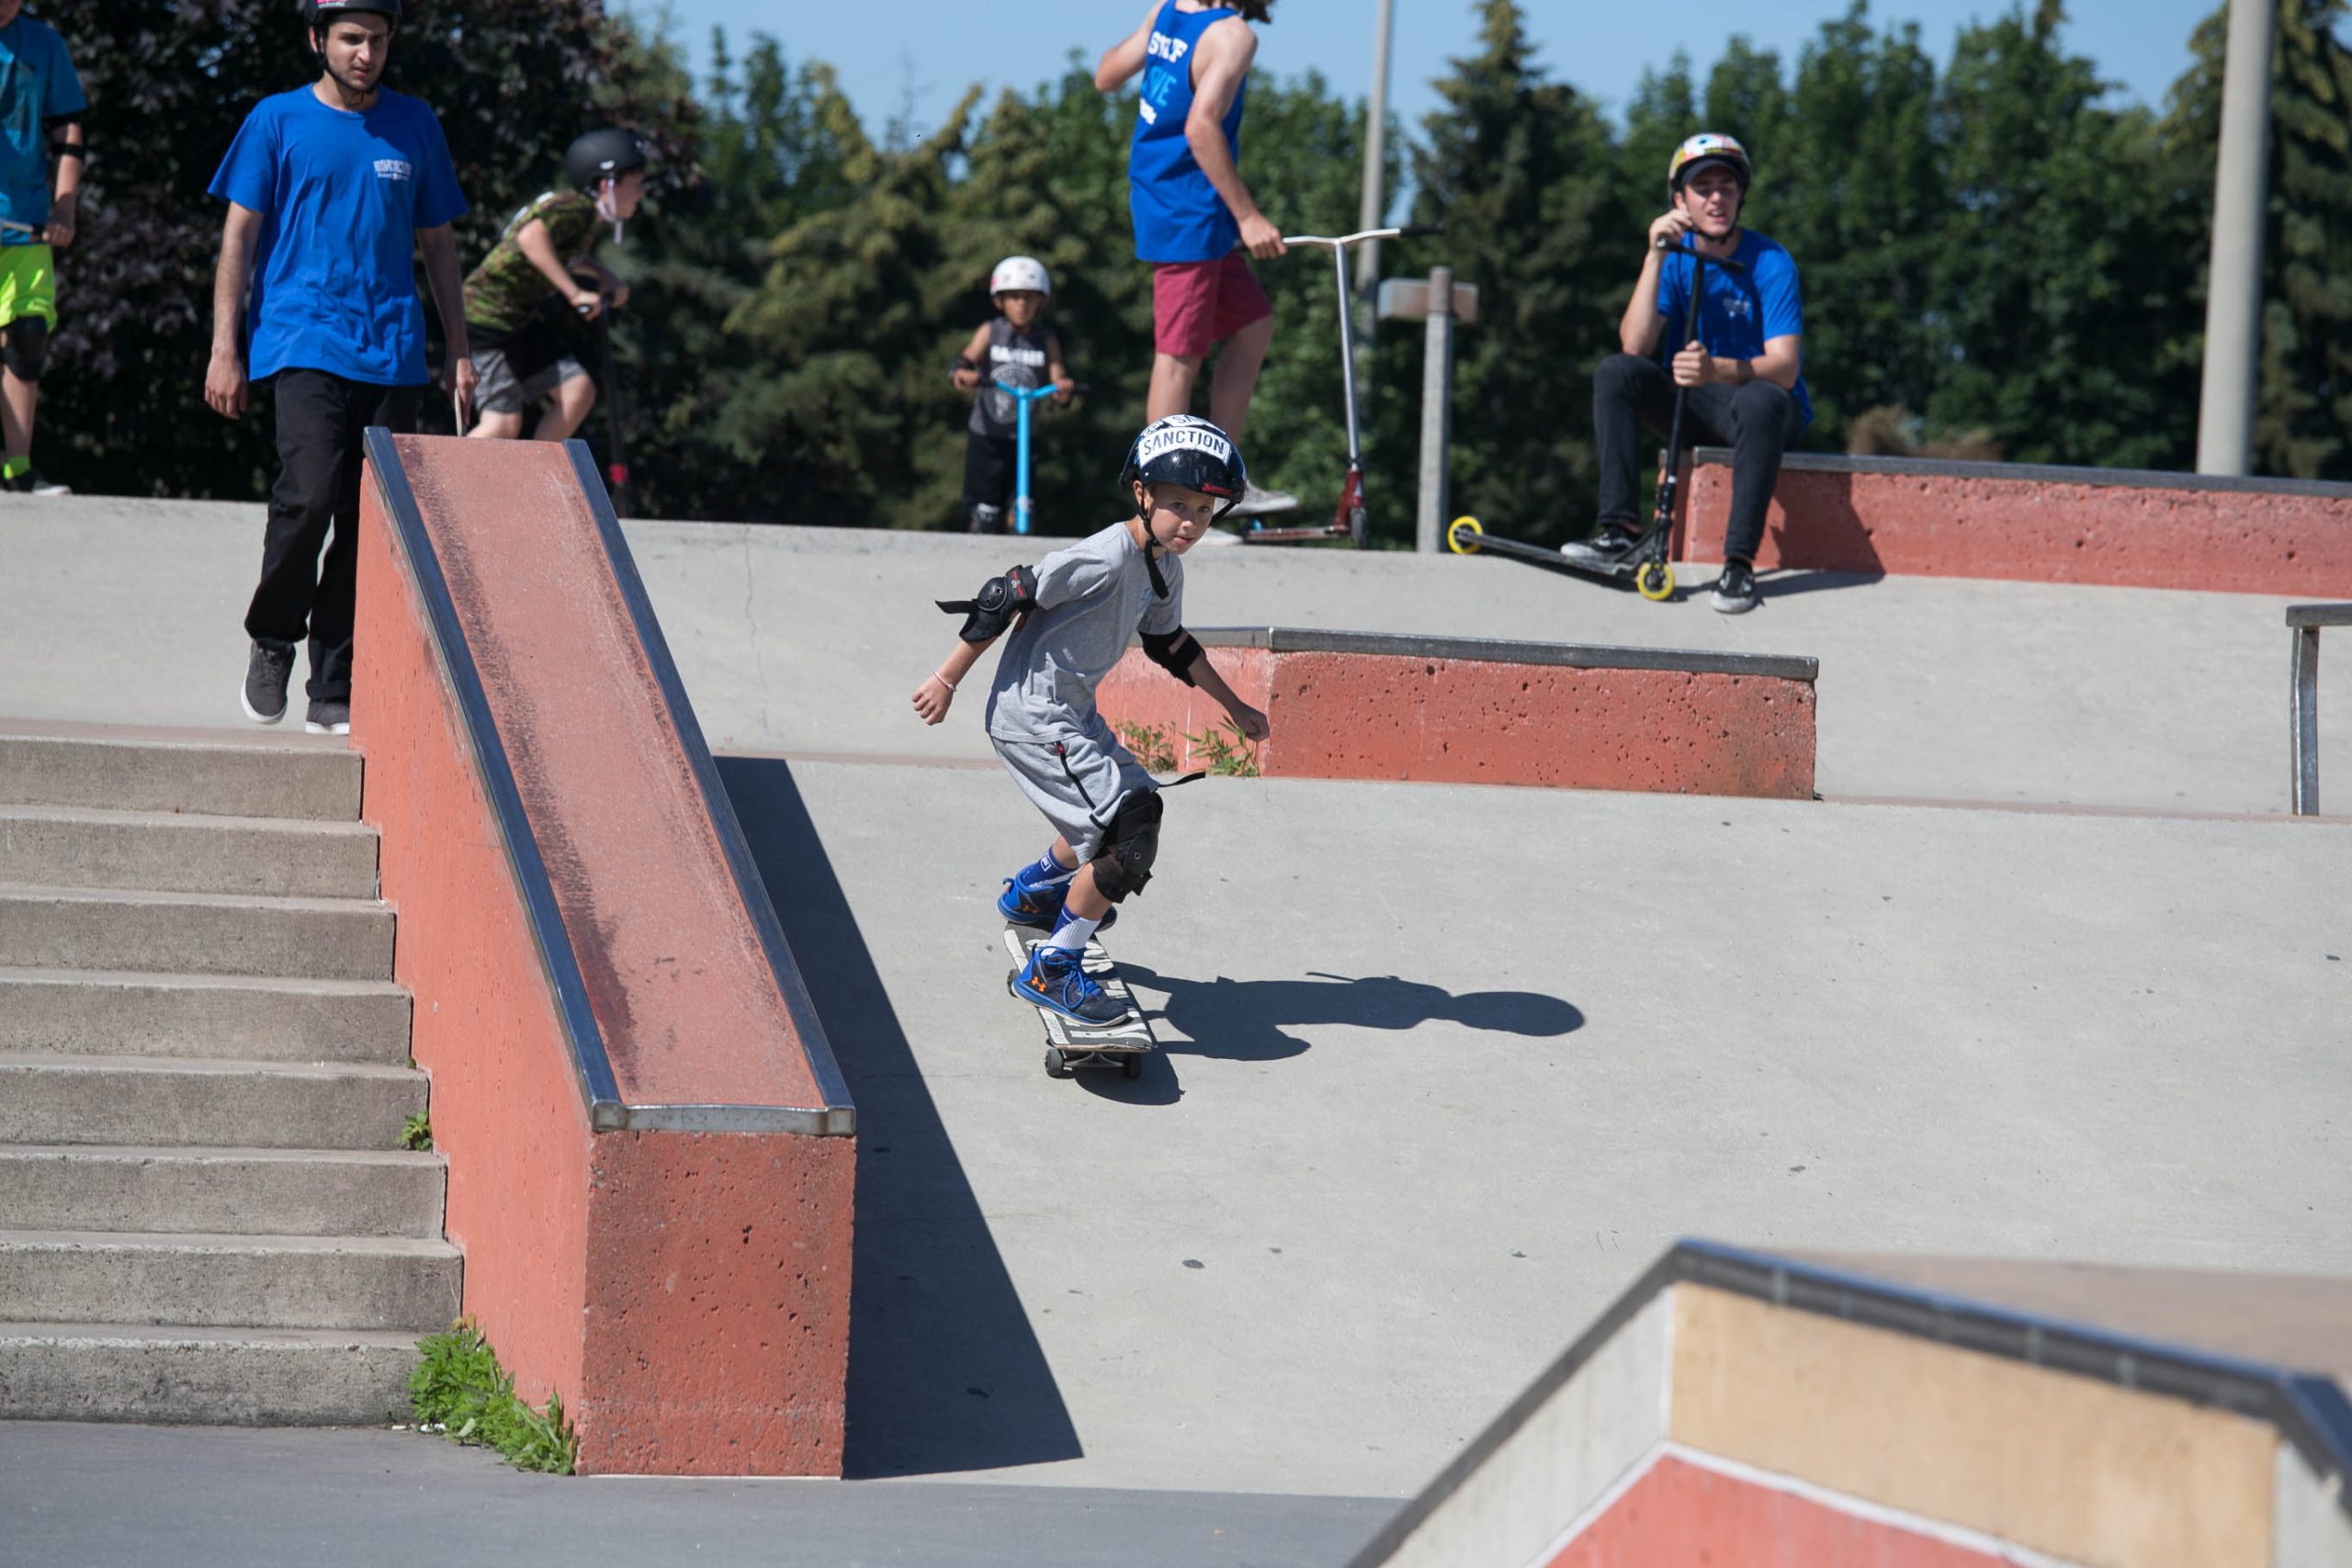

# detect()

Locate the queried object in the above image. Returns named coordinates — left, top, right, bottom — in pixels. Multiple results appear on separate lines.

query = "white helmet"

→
left=989, top=255, right=1050, bottom=297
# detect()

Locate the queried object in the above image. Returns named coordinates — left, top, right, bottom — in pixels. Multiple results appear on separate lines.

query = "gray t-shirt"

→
left=986, top=521, right=1184, bottom=743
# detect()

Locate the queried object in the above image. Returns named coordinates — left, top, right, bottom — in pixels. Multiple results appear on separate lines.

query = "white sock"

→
left=1048, top=912, right=1100, bottom=953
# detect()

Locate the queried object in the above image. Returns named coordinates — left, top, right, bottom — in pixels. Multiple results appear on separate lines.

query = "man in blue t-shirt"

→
left=1570, top=132, right=1809, bottom=615
left=206, top=0, right=471, bottom=734
left=0, top=0, right=85, bottom=498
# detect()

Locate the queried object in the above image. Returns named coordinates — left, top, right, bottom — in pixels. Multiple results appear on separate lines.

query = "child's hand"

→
left=570, top=287, right=605, bottom=321
left=953, top=368, right=979, bottom=391
left=1227, top=701, right=1268, bottom=742
left=911, top=673, right=956, bottom=726
left=1052, top=377, right=1075, bottom=404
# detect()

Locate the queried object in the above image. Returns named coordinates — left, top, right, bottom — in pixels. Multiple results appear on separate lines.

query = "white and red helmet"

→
left=989, top=255, right=1051, bottom=298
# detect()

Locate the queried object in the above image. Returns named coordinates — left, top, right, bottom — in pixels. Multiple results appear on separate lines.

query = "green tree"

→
left=1408, top=0, right=1631, bottom=545
left=2161, top=0, right=2352, bottom=478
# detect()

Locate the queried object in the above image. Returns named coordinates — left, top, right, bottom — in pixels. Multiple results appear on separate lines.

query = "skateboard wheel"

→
left=1121, top=1052, right=1144, bottom=1080
left=1635, top=560, right=1674, bottom=601
left=1446, top=515, right=1484, bottom=555
left=1045, top=1047, right=1071, bottom=1079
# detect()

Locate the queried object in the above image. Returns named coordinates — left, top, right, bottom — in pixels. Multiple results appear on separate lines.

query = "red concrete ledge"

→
left=353, top=432, right=853, bottom=1475
left=1672, top=447, right=2352, bottom=595
left=1096, top=627, right=1817, bottom=799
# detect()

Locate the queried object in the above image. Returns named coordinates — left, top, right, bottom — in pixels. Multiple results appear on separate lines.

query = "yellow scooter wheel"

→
left=1634, top=560, right=1675, bottom=601
left=1446, top=515, right=1485, bottom=555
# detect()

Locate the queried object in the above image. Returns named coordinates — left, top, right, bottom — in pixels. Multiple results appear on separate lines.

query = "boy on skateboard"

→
left=910, top=414, right=1269, bottom=1024
left=948, top=255, right=1074, bottom=534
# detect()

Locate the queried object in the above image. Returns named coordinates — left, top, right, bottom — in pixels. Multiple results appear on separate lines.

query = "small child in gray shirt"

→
left=912, top=415, right=1268, bottom=1025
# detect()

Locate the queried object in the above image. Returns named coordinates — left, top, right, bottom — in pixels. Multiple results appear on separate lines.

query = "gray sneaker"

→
left=240, top=640, right=294, bottom=725
left=305, top=698, right=350, bottom=735
left=1709, top=559, right=1758, bottom=615
left=1559, top=527, right=1638, bottom=569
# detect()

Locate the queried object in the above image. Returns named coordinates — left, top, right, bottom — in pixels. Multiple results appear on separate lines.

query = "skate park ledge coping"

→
left=1180, top=626, right=1818, bottom=683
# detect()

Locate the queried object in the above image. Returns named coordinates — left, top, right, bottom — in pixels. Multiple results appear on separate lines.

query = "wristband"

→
left=931, top=671, right=957, bottom=692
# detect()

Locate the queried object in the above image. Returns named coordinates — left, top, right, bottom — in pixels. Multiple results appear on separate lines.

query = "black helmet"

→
left=301, top=0, right=400, bottom=29
left=1118, top=414, right=1248, bottom=509
left=565, top=130, right=649, bottom=190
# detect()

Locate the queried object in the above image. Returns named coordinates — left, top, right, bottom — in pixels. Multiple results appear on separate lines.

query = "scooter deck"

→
left=1445, top=517, right=1673, bottom=594
left=1002, top=927, right=1156, bottom=1079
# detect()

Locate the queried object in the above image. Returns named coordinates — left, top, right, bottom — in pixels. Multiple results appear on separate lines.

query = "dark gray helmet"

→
left=1118, top=415, right=1248, bottom=507
left=301, top=0, right=400, bottom=29
left=565, top=130, right=649, bottom=190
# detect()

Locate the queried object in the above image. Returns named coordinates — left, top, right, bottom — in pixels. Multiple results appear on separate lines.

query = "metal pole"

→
left=1416, top=266, right=1453, bottom=554
left=2196, top=0, right=2277, bottom=476
left=1351, top=0, right=1395, bottom=419
left=2292, top=625, right=2320, bottom=815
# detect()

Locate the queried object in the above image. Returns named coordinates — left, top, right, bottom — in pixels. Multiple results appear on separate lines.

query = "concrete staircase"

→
left=0, top=728, right=457, bottom=1425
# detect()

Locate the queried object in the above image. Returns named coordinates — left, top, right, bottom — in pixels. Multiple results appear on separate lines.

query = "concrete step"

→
left=0, top=1147, right=445, bottom=1238
left=0, top=968, right=411, bottom=1065
left=0, top=1322, right=423, bottom=1426
left=0, top=886, right=391, bottom=980
left=0, top=1055, right=424, bottom=1150
left=0, top=729, right=359, bottom=821
left=0, top=806, right=378, bottom=898
left=0, top=1231, right=462, bottom=1332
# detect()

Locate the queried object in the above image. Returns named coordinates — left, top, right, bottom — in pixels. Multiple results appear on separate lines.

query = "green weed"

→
left=1185, top=718, right=1261, bottom=778
left=408, top=1319, right=577, bottom=1475
left=1115, top=720, right=1181, bottom=774
left=399, top=1112, right=432, bottom=1151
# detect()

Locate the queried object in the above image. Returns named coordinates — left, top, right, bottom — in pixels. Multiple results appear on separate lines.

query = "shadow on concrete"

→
left=1119, top=964, right=1582, bottom=1066
left=1756, top=568, right=1887, bottom=599
left=718, top=756, right=1082, bottom=1479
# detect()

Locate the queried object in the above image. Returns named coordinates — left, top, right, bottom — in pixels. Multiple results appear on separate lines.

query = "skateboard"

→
left=1446, top=514, right=1677, bottom=600
left=1002, top=927, right=1156, bottom=1080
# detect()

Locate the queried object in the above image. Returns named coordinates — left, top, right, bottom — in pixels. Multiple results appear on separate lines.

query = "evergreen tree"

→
left=2161, top=0, right=2352, bottom=479
left=1408, top=0, right=1630, bottom=544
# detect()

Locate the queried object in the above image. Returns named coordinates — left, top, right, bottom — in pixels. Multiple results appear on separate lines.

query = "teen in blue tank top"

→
left=1096, top=1, right=1294, bottom=511
left=1125, top=0, right=1246, bottom=264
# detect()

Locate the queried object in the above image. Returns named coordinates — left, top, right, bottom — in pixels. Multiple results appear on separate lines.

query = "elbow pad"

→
left=1140, top=626, right=1202, bottom=685
left=935, top=564, right=1038, bottom=644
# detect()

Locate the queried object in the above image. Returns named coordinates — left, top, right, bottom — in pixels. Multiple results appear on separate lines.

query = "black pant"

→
left=961, top=431, right=1015, bottom=531
left=1591, top=352, right=1799, bottom=566
left=245, top=370, right=421, bottom=702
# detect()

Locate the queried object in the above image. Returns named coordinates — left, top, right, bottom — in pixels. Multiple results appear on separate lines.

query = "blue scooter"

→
left=985, top=373, right=1085, bottom=536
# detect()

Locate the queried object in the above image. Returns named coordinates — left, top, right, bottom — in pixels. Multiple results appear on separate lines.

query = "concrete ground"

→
left=2, top=496, right=2346, bottom=1544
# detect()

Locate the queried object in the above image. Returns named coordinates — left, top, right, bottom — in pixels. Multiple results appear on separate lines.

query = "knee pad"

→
left=3, top=317, right=49, bottom=384
left=1089, top=790, right=1164, bottom=903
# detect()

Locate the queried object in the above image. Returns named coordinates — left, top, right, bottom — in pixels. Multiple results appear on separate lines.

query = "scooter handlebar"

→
left=1279, top=222, right=1440, bottom=248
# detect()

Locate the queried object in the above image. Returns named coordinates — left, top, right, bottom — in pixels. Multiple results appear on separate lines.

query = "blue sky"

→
left=620, top=0, right=2226, bottom=141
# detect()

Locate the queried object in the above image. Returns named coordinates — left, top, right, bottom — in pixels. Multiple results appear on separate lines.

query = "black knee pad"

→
left=1089, top=790, right=1164, bottom=903
left=3, top=317, right=48, bottom=384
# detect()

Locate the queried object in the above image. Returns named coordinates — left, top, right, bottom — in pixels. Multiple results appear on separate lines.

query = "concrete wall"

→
left=353, top=436, right=852, bottom=1474
left=1095, top=635, right=1816, bottom=799
left=1675, top=451, right=2352, bottom=595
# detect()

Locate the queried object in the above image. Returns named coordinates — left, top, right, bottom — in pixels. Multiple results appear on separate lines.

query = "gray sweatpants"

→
left=993, top=725, right=1156, bottom=863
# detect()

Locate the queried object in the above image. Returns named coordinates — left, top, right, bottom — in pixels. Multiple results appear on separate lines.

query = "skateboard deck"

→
left=1002, top=927, right=1156, bottom=1079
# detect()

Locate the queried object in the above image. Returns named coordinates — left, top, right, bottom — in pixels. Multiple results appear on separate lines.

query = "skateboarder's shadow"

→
left=1115, top=965, right=1581, bottom=1064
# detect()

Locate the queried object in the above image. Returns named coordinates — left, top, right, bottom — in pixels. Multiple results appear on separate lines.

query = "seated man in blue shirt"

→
left=205, top=0, right=471, bottom=733
left=1569, top=132, right=1809, bottom=615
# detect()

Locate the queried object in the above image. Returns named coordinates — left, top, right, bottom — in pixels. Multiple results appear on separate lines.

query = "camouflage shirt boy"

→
left=461, top=187, right=598, bottom=338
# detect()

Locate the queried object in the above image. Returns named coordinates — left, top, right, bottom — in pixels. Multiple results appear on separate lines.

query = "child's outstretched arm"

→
left=911, top=563, right=1041, bottom=726
left=910, top=637, right=989, bottom=726
left=1191, top=653, right=1268, bottom=740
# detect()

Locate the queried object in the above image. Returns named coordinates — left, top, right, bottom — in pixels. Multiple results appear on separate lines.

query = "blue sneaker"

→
left=1012, top=943, right=1131, bottom=1025
left=998, top=875, right=1115, bottom=933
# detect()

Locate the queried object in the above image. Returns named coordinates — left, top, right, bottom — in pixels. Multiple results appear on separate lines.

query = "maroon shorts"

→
left=1151, top=251, right=1272, bottom=360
